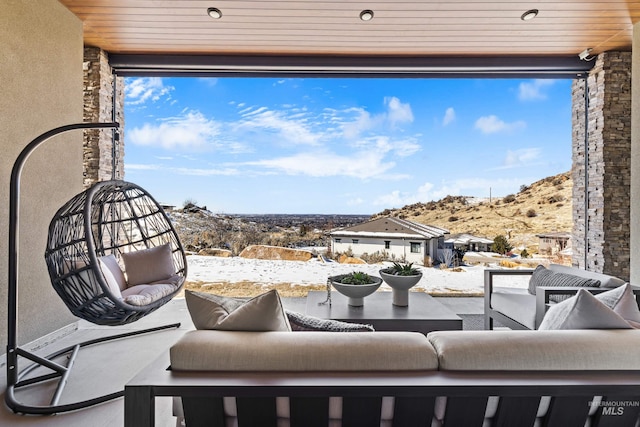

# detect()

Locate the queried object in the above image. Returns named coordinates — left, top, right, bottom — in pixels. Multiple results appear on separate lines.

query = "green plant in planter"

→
left=338, top=271, right=375, bottom=285
left=384, top=262, right=420, bottom=276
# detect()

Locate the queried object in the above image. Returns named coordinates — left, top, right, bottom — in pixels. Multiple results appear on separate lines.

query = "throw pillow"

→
left=528, top=265, right=600, bottom=302
left=285, top=310, right=374, bottom=332
left=121, top=243, right=175, bottom=287
left=594, top=283, right=640, bottom=324
left=185, top=289, right=291, bottom=332
left=99, top=254, right=127, bottom=291
left=539, top=289, right=632, bottom=330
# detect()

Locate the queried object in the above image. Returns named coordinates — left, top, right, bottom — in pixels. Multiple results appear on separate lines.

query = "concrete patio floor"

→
left=0, top=295, right=483, bottom=427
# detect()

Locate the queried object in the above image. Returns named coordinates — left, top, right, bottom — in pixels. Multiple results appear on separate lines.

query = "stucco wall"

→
left=1, top=1, right=82, bottom=348
left=332, top=237, right=427, bottom=264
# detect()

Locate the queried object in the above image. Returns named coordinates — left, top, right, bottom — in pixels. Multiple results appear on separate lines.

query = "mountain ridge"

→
left=371, top=171, right=572, bottom=252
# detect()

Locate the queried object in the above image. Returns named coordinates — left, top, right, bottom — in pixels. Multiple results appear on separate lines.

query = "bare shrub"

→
left=503, top=194, right=516, bottom=203
left=526, top=209, right=537, bottom=217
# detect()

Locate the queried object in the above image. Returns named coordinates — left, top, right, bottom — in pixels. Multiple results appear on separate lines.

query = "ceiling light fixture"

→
left=520, top=9, right=538, bottom=21
left=207, top=7, right=222, bottom=19
left=359, top=10, right=374, bottom=21
left=579, top=48, right=595, bottom=61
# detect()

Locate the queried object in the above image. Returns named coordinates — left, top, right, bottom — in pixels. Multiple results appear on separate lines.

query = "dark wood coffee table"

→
left=305, top=291, right=462, bottom=334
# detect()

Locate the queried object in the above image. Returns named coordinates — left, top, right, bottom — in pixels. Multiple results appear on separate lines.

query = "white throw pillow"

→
left=185, top=289, right=291, bottom=332
left=98, top=254, right=127, bottom=292
left=539, top=289, right=632, bottom=330
left=594, top=283, right=640, bottom=324
left=121, top=244, right=175, bottom=287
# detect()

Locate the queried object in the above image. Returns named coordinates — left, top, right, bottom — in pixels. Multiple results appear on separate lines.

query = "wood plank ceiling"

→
left=58, top=0, right=640, bottom=57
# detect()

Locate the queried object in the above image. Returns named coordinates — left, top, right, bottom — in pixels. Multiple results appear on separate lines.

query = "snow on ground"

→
left=186, top=255, right=533, bottom=295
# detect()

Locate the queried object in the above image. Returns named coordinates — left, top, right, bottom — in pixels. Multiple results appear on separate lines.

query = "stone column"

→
left=572, top=52, right=631, bottom=280
left=631, top=23, right=640, bottom=284
left=83, top=47, right=125, bottom=187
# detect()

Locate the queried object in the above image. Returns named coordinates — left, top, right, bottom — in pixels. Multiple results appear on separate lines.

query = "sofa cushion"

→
left=285, top=310, right=374, bottom=332
left=171, top=330, right=438, bottom=371
left=548, top=264, right=625, bottom=289
left=122, top=243, right=175, bottom=286
left=490, top=287, right=537, bottom=329
left=528, top=265, right=600, bottom=302
left=539, top=289, right=632, bottom=330
left=427, top=329, right=640, bottom=370
left=185, top=289, right=291, bottom=332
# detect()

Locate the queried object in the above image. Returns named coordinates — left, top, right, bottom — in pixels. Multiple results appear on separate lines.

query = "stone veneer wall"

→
left=83, top=47, right=125, bottom=187
left=571, top=52, right=631, bottom=280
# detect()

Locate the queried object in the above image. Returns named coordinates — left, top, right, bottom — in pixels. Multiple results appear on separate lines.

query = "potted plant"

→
left=329, top=271, right=382, bottom=306
left=379, top=262, right=423, bottom=306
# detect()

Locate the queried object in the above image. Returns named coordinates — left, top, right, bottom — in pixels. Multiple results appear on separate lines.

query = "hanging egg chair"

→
left=45, top=180, right=187, bottom=325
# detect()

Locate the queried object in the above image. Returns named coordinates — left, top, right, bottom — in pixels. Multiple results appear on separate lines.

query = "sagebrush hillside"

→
left=371, top=172, right=572, bottom=253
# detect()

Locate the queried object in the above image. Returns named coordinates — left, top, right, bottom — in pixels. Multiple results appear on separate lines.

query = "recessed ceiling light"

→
left=360, top=10, right=374, bottom=21
left=520, top=9, right=538, bottom=21
left=207, top=7, right=222, bottom=19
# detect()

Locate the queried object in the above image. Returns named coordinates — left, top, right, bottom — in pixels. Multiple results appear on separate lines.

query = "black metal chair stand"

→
left=5, top=123, right=186, bottom=415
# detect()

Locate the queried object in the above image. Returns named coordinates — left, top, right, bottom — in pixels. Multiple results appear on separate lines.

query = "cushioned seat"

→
left=490, top=287, right=537, bottom=329
left=428, top=329, right=640, bottom=371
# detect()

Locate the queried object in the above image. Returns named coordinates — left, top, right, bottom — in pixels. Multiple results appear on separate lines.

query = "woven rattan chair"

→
left=45, top=180, right=186, bottom=325
left=5, top=121, right=189, bottom=415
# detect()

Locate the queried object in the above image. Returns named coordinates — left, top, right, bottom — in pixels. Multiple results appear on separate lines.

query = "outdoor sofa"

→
left=484, top=264, right=640, bottom=330
left=125, top=328, right=640, bottom=427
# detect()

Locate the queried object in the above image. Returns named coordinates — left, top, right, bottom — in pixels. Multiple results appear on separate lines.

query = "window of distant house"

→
left=410, top=242, right=421, bottom=253
left=335, top=238, right=341, bottom=243
left=384, top=240, right=390, bottom=249
left=352, top=239, right=359, bottom=244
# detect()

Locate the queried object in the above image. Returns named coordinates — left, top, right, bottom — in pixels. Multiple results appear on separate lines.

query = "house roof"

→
left=445, top=233, right=494, bottom=245
left=56, top=1, right=639, bottom=77
left=331, top=217, right=449, bottom=240
left=537, top=232, right=572, bottom=239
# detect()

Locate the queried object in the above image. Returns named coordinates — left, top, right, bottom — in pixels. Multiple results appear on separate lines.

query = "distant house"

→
left=537, top=232, right=571, bottom=255
left=330, top=217, right=449, bottom=265
left=444, top=233, right=494, bottom=252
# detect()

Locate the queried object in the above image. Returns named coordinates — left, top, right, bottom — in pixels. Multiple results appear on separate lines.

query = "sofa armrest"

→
left=484, top=269, right=535, bottom=296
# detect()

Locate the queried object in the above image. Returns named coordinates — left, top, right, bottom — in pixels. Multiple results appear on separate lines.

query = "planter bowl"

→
left=330, top=274, right=382, bottom=306
left=379, top=269, right=423, bottom=306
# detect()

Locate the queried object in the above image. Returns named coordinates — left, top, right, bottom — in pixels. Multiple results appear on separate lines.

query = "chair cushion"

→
left=121, top=283, right=177, bottom=306
left=539, top=289, right=632, bottom=330
left=286, top=310, right=374, bottom=332
left=122, top=243, right=175, bottom=286
left=548, top=264, right=625, bottom=289
left=528, top=265, right=600, bottom=302
left=427, top=329, right=640, bottom=370
left=185, top=289, right=291, bottom=332
left=490, top=287, right=537, bottom=329
left=171, top=330, right=438, bottom=371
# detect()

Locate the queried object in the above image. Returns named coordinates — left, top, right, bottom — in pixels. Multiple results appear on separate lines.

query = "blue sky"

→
left=123, top=77, right=572, bottom=214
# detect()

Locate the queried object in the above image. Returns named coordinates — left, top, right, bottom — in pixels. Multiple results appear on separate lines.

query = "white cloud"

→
left=442, top=107, right=456, bottom=126
left=497, top=148, right=542, bottom=169
left=197, top=77, right=218, bottom=87
left=128, top=110, right=224, bottom=151
left=474, top=115, right=526, bottom=134
left=236, top=106, right=322, bottom=146
left=518, top=79, right=555, bottom=101
left=245, top=150, right=395, bottom=179
left=125, top=77, right=174, bottom=105
left=385, top=96, right=414, bottom=126
left=353, top=136, right=421, bottom=158
left=341, top=97, right=413, bottom=138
